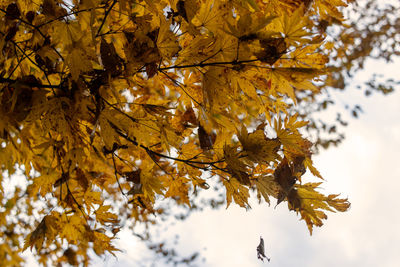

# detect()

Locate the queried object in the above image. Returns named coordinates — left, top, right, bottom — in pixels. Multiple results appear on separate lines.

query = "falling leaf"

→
left=256, top=236, right=270, bottom=262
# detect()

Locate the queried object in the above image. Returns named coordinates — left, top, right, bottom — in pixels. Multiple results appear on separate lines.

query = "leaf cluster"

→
left=0, top=0, right=353, bottom=265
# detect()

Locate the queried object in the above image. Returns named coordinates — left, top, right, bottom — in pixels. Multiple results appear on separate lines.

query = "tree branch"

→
left=96, top=0, right=117, bottom=37
left=0, top=8, right=64, bottom=61
left=158, top=59, right=259, bottom=71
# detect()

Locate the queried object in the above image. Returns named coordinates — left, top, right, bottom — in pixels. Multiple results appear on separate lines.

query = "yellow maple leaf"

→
left=62, top=222, right=80, bottom=244
left=231, top=72, right=259, bottom=101
left=23, top=213, right=60, bottom=252
left=289, top=44, right=329, bottom=69
left=279, top=6, right=311, bottom=43
left=202, top=67, right=230, bottom=110
left=223, top=177, right=250, bottom=209
left=164, top=176, right=191, bottom=206
left=293, top=183, right=350, bottom=234
left=141, top=163, right=165, bottom=203
left=304, top=156, right=323, bottom=179
left=60, top=214, right=86, bottom=243
left=99, top=109, right=121, bottom=150
left=238, top=127, right=280, bottom=164
left=191, top=0, right=218, bottom=32
left=30, top=170, right=59, bottom=197
left=95, top=205, right=120, bottom=224
left=23, top=217, right=47, bottom=251
left=92, top=229, right=121, bottom=256
left=253, top=174, right=280, bottom=205
left=157, top=18, right=181, bottom=59
left=51, top=21, right=83, bottom=48
left=274, top=115, right=312, bottom=159
left=268, top=67, right=324, bottom=102
left=67, top=47, right=93, bottom=79
left=314, top=0, right=348, bottom=21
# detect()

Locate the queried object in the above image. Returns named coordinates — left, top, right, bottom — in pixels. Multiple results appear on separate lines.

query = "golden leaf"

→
left=157, top=18, right=181, bottom=58
left=254, top=174, right=280, bottom=205
left=223, top=178, right=250, bottom=209
left=279, top=6, right=311, bottom=43
left=141, top=164, right=165, bottom=203
left=238, top=128, right=280, bottom=164
left=274, top=116, right=312, bottom=159
left=164, top=176, right=191, bottom=206
left=293, top=183, right=350, bottom=234
left=23, top=217, right=47, bottom=251
left=99, top=109, right=120, bottom=150
left=95, top=205, right=120, bottom=224
left=30, top=170, right=59, bottom=197
left=224, top=144, right=251, bottom=185
left=67, top=48, right=93, bottom=81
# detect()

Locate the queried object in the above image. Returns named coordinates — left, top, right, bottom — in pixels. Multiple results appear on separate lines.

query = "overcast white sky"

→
left=79, top=55, right=400, bottom=267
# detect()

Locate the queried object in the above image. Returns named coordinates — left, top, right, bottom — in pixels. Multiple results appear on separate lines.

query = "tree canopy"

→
left=4, top=0, right=398, bottom=265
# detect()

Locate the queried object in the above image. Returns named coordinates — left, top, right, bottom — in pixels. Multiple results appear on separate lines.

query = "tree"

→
left=298, top=0, right=399, bottom=151
left=0, top=0, right=368, bottom=265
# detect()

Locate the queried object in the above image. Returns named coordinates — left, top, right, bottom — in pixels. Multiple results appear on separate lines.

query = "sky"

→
left=79, top=56, right=400, bottom=267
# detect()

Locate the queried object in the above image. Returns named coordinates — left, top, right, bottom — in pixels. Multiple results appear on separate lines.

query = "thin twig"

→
left=159, top=69, right=202, bottom=107
left=158, top=59, right=259, bottom=71
left=111, top=153, right=127, bottom=196
left=96, top=0, right=117, bottom=37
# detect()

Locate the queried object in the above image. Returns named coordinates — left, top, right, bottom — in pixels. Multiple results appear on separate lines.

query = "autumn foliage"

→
left=0, top=0, right=354, bottom=265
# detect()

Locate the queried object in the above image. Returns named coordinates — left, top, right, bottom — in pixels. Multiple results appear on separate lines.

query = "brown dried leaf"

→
left=198, top=125, right=214, bottom=150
